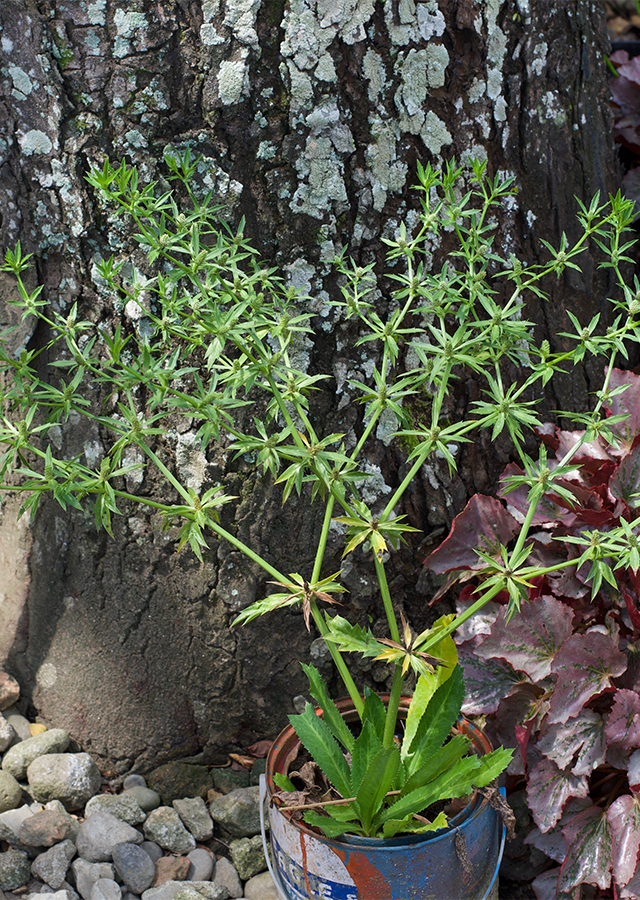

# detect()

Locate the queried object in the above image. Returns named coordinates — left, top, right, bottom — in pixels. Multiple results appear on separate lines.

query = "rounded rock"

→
left=2, top=728, right=70, bottom=780
left=0, top=713, right=16, bottom=752
left=112, top=843, right=156, bottom=895
left=143, top=807, right=195, bottom=854
left=19, top=808, right=77, bottom=847
left=122, top=774, right=146, bottom=790
left=0, top=769, right=22, bottom=813
left=228, top=835, right=266, bottom=881
left=172, top=797, right=213, bottom=841
left=139, top=841, right=162, bottom=864
left=31, top=839, right=76, bottom=889
left=75, top=812, right=143, bottom=863
left=243, top=871, right=279, bottom=900
left=212, top=858, right=241, bottom=899
left=85, top=794, right=146, bottom=826
left=208, top=786, right=261, bottom=838
left=0, top=848, right=31, bottom=890
left=90, top=878, right=122, bottom=900
left=0, top=673, right=20, bottom=711
left=27, top=752, right=101, bottom=810
left=2, top=708, right=31, bottom=742
left=186, top=849, right=213, bottom=882
left=71, top=859, right=116, bottom=900
left=123, top=786, right=161, bottom=813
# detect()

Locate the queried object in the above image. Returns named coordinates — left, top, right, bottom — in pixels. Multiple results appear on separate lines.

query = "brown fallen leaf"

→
left=229, top=752, right=256, bottom=770
left=246, top=739, right=273, bottom=757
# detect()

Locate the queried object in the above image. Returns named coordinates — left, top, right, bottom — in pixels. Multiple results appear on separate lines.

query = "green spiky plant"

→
left=1, top=150, right=637, bottom=839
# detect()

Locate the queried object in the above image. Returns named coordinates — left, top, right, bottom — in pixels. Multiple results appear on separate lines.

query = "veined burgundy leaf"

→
left=548, top=632, right=627, bottom=725
left=474, top=594, right=574, bottom=681
left=623, top=587, right=640, bottom=631
left=608, top=793, right=640, bottom=888
left=622, top=865, right=640, bottom=900
left=491, top=688, right=548, bottom=775
left=527, top=758, right=589, bottom=833
left=605, top=689, right=640, bottom=749
left=532, top=867, right=580, bottom=900
left=617, top=56, right=640, bottom=87
left=612, top=70, right=640, bottom=115
left=607, top=369, right=640, bottom=452
left=607, top=743, right=631, bottom=771
left=629, top=749, right=640, bottom=791
left=525, top=798, right=592, bottom=864
left=536, top=425, right=613, bottom=465
left=453, top=597, right=500, bottom=644
left=423, top=494, right=519, bottom=574
left=610, top=445, right=640, bottom=508
left=537, top=710, right=606, bottom=776
left=623, top=167, right=640, bottom=212
left=558, top=806, right=612, bottom=892
left=457, top=641, right=528, bottom=715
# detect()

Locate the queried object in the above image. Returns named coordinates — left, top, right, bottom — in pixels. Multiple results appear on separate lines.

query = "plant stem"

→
left=382, top=665, right=404, bottom=750
left=309, top=600, right=364, bottom=716
left=374, top=556, right=400, bottom=644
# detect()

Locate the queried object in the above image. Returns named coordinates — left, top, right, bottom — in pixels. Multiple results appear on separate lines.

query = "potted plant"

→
left=0, top=152, right=636, bottom=898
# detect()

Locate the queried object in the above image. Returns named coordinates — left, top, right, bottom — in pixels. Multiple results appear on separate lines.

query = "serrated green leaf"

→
left=301, top=662, right=354, bottom=753
left=403, top=664, right=465, bottom=777
left=289, top=704, right=351, bottom=799
left=355, top=745, right=400, bottom=833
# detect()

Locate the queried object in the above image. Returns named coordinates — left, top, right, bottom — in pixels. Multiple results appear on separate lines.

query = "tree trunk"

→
left=0, top=0, right=619, bottom=773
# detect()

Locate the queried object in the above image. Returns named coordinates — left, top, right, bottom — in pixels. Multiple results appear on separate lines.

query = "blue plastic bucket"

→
left=261, top=703, right=505, bottom=900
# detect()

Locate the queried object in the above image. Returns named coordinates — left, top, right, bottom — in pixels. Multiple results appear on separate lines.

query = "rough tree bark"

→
left=0, top=0, right=620, bottom=773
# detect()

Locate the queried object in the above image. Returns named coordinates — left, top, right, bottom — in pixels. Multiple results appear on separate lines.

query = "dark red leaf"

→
left=628, top=749, right=640, bottom=792
left=475, top=594, right=574, bottom=681
left=559, top=806, right=612, bottom=892
left=527, top=758, right=589, bottom=833
left=536, top=425, right=613, bottom=466
left=610, top=446, right=640, bottom=508
left=548, top=632, right=627, bottom=725
left=457, top=641, right=527, bottom=715
left=453, top=596, right=500, bottom=644
left=605, top=689, right=640, bottom=749
left=488, top=687, right=547, bottom=776
left=623, top=587, right=640, bottom=631
left=618, top=56, right=640, bottom=89
left=532, top=867, right=581, bottom=900
left=526, top=798, right=592, bottom=864
left=608, top=793, right=640, bottom=889
left=607, top=369, right=640, bottom=452
left=424, top=494, right=519, bottom=574
left=537, top=710, right=606, bottom=776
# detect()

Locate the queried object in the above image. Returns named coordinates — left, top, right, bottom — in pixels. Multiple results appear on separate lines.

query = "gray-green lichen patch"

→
left=113, top=10, right=148, bottom=59
left=218, top=51, right=250, bottom=105
left=87, top=0, right=107, bottom=26
left=365, top=117, right=407, bottom=212
left=176, top=433, right=208, bottom=493
left=485, top=0, right=508, bottom=122
left=19, top=130, right=53, bottom=155
left=384, top=0, right=445, bottom=46
left=8, top=65, right=34, bottom=100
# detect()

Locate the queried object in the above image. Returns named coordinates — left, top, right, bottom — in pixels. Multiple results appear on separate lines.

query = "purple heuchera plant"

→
left=426, top=367, right=640, bottom=899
